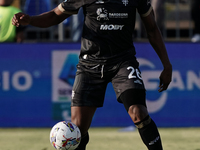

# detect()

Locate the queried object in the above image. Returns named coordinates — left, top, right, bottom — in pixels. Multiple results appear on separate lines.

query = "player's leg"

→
left=131, top=106, right=163, bottom=150
left=112, top=57, right=163, bottom=150
left=71, top=106, right=97, bottom=150
left=71, top=67, right=108, bottom=150
left=120, top=89, right=163, bottom=150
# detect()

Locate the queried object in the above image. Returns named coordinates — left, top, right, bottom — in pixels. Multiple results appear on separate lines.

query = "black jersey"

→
left=58, top=0, right=152, bottom=64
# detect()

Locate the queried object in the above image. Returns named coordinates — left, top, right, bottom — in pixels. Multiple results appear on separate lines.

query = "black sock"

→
left=135, top=116, right=163, bottom=150
left=75, top=132, right=89, bottom=150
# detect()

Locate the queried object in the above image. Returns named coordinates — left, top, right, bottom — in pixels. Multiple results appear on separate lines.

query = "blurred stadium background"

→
left=12, top=0, right=195, bottom=42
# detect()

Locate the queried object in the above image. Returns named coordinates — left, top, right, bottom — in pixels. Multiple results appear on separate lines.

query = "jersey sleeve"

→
left=137, top=0, right=153, bottom=17
left=58, top=0, right=84, bottom=14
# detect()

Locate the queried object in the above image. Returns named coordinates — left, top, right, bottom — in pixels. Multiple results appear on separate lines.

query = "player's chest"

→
left=85, top=0, right=138, bottom=21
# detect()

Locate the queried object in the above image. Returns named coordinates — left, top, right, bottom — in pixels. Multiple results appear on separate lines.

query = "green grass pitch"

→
left=0, top=127, right=200, bottom=150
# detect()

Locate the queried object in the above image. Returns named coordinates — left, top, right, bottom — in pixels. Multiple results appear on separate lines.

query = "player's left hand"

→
left=12, top=12, right=31, bottom=27
left=158, top=65, right=172, bottom=92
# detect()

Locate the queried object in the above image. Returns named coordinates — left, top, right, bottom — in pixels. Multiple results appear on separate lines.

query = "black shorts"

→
left=71, top=56, right=146, bottom=107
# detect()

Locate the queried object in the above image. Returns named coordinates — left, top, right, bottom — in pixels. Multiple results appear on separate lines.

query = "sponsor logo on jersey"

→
left=97, top=8, right=109, bottom=21
left=122, top=0, right=128, bottom=6
left=97, top=8, right=128, bottom=20
left=109, top=13, right=128, bottom=18
left=100, top=24, right=124, bottom=30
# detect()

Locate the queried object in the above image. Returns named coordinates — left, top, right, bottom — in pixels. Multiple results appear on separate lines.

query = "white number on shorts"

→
left=127, top=66, right=142, bottom=80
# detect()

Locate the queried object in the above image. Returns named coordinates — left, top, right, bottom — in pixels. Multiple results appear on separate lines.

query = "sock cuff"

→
left=134, top=115, right=151, bottom=129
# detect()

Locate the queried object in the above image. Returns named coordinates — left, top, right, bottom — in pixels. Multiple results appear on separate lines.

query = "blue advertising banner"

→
left=0, top=42, right=200, bottom=127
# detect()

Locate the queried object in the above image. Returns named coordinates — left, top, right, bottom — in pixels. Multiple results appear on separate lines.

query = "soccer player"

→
left=12, top=0, right=172, bottom=149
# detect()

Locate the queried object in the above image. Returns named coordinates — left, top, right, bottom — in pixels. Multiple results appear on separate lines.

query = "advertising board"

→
left=0, top=43, right=200, bottom=127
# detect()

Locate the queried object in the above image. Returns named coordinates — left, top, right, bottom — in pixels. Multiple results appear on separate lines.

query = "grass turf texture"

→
left=0, top=127, right=200, bottom=150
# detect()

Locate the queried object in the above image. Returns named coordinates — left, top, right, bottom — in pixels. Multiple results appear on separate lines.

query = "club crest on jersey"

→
left=122, top=0, right=128, bottom=6
left=96, top=8, right=109, bottom=21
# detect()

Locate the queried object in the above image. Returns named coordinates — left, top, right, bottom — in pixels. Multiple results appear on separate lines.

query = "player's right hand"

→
left=158, top=64, right=172, bottom=92
left=12, top=12, right=31, bottom=27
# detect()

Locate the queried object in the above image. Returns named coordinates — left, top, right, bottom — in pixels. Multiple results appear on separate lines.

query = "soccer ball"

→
left=50, top=121, right=81, bottom=150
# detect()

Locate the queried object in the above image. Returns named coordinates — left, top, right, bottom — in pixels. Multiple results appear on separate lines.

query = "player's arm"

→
left=140, top=10, right=172, bottom=92
left=12, top=7, right=71, bottom=28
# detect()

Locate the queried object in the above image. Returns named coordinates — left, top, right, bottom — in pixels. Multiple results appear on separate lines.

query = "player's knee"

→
left=128, top=105, right=148, bottom=123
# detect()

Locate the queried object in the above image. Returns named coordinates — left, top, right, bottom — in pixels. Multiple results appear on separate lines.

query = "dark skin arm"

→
left=141, top=10, right=172, bottom=92
left=12, top=7, right=71, bottom=28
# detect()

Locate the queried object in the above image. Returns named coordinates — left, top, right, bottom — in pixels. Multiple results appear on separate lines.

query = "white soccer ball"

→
left=50, top=121, right=81, bottom=150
